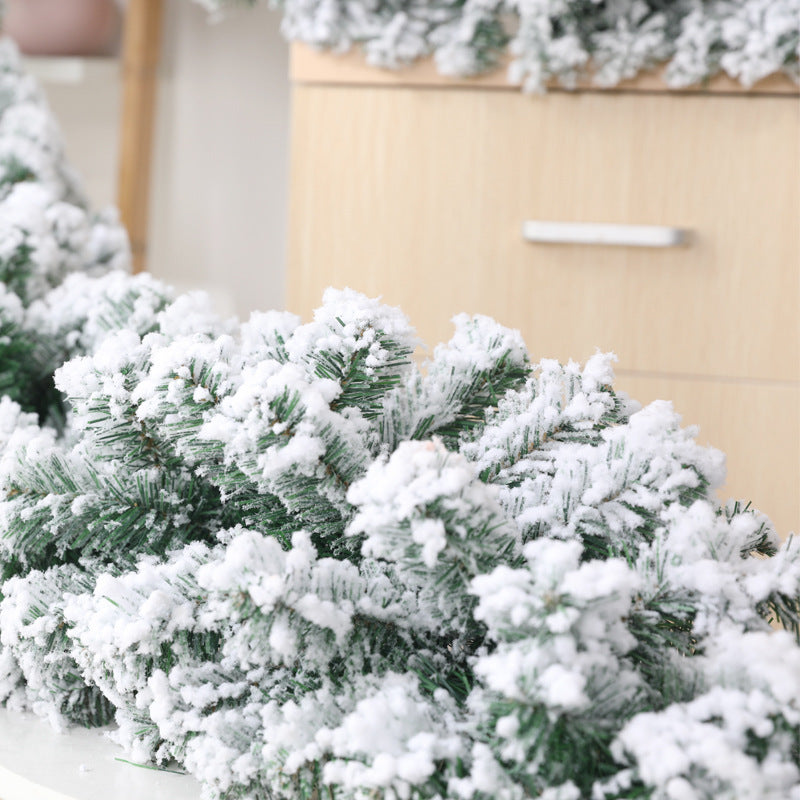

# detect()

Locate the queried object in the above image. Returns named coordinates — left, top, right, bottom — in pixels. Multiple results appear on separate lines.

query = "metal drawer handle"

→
left=522, top=221, right=688, bottom=248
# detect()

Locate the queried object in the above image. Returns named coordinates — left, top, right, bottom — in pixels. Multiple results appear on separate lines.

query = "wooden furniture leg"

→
left=117, top=0, right=164, bottom=274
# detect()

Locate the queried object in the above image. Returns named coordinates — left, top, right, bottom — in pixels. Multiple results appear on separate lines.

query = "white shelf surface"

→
left=21, top=56, right=118, bottom=85
left=0, top=708, right=200, bottom=800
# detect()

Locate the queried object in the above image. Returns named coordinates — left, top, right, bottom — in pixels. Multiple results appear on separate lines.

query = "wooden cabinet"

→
left=287, top=45, right=800, bottom=536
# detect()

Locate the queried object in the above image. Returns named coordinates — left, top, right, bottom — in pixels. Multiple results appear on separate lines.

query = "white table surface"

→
left=0, top=708, right=200, bottom=800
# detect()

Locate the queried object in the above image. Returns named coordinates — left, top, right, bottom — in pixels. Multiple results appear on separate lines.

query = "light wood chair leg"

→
left=117, top=0, right=164, bottom=274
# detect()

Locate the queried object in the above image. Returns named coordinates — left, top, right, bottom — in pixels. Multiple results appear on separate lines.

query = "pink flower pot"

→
left=3, top=0, right=122, bottom=57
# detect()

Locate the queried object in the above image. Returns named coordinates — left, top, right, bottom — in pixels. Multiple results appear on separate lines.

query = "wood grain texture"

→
left=117, top=0, right=164, bottom=274
left=616, top=375, right=799, bottom=539
left=287, top=85, right=799, bottom=381
left=291, top=42, right=800, bottom=95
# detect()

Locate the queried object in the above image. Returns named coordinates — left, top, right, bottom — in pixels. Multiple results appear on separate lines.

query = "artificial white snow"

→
left=321, top=672, right=463, bottom=796
left=240, top=308, right=301, bottom=363
left=0, top=182, right=125, bottom=303
left=0, top=282, right=22, bottom=327
left=613, top=682, right=800, bottom=800
left=285, top=286, right=418, bottom=374
left=25, top=271, right=169, bottom=366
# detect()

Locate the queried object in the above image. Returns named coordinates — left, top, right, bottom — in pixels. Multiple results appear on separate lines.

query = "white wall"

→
left=26, top=56, right=121, bottom=208
left=149, top=2, right=290, bottom=317
left=26, top=2, right=291, bottom=319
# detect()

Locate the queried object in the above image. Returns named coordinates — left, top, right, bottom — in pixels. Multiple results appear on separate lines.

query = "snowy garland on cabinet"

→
left=1, top=32, right=800, bottom=800
left=194, top=0, right=800, bottom=91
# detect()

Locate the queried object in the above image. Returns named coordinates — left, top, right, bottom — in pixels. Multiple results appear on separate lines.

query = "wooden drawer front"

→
left=616, top=376, right=799, bottom=538
left=289, top=86, right=799, bottom=381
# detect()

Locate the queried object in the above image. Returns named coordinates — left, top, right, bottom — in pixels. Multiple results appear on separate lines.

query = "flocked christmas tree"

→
left=0, top=24, right=799, bottom=800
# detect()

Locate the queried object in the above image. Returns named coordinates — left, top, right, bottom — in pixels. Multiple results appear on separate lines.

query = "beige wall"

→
left=26, top=2, right=290, bottom=319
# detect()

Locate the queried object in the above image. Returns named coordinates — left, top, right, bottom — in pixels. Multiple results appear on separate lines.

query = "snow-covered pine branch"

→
left=0, top=38, right=131, bottom=424
left=193, top=0, right=800, bottom=91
